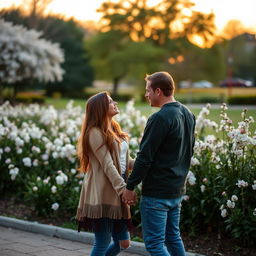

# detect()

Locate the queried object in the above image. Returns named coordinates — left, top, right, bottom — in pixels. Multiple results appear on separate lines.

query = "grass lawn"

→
left=45, top=98, right=256, bottom=133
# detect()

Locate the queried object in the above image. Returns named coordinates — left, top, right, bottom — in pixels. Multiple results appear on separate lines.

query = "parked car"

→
left=192, top=80, right=213, bottom=88
left=179, top=80, right=191, bottom=88
left=219, top=78, right=254, bottom=87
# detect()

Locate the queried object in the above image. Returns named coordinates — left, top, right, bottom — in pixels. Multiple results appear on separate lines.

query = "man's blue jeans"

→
left=140, top=196, right=186, bottom=256
left=90, top=230, right=130, bottom=256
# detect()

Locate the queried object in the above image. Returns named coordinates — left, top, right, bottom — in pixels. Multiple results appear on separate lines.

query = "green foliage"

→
left=228, top=95, right=256, bottom=105
left=175, top=94, right=222, bottom=104
left=181, top=105, right=256, bottom=246
left=87, top=30, right=165, bottom=94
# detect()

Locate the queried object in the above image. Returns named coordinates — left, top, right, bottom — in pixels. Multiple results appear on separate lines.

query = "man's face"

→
left=145, top=81, right=158, bottom=107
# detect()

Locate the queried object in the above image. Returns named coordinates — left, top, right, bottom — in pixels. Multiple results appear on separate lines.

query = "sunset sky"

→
left=1, top=0, right=256, bottom=33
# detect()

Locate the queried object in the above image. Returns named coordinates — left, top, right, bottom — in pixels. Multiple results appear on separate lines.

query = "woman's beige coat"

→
left=76, top=128, right=134, bottom=222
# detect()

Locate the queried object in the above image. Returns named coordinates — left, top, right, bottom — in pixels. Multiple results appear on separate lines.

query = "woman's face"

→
left=107, top=96, right=119, bottom=117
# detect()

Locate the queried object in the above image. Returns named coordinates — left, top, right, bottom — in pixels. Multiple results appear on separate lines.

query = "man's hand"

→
left=122, top=188, right=137, bottom=206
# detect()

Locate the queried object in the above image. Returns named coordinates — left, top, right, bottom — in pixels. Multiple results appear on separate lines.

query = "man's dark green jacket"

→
left=126, top=101, right=196, bottom=199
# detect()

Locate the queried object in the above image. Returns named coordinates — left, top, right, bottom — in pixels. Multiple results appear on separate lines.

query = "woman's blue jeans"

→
left=140, top=196, right=186, bottom=256
left=90, top=230, right=130, bottom=256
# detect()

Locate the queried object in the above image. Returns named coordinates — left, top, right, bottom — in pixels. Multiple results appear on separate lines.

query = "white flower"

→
left=70, top=168, right=76, bottom=174
left=52, top=152, right=58, bottom=158
left=200, top=185, right=206, bottom=193
left=221, top=209, right=228, bottom=218
left=32, top=146, right=41, bottom=153
left=55, top=171, right=68, bottom=185
left=253, top=208, right=256, bottom=216
left=42, top=154, right=49, bottom=161
left=36, top=177, right=41, bottom=182
left=227, top=200, right=235, bottom=208
left=183, top=195, right=189, bottom=201
left=74, top=186, right=80, bottom=192
left=56, top=175, right=64, bottom=185
left=5, top=158, right=11, bottom=164
left=22, top=157, right=32, bottom=167
left=33, top=159, right=39, bottom=167
left=4, top=146, right=11, bottom=153
left=129, top=137, right=138, bottom=147
left=9, top=167, right=19, bottom=180
left=187, top=171, right=196, bottom=185
left=205, top=135, right=216, bottom=144
left=202, top=178, right=208, bottom=183
left=43, top=177, right=50, bottom=184
left=8, top=164, right=14, bottom=169
left=51, top=185, right=57, bottom=194
left=231, top=195, right=238, bottom=202
left=191, top=157, right=200, bottom=166
left=15, top=137, right=24, bottom=147
left=51, top=202, right=59, bottom=211
left=32, top=186, right=38, bottom=192
left=17, top=148, right=23, bottom=154
left=236, top=180, right=248, bottom=188
left=54, top=138, right=63, bottom=147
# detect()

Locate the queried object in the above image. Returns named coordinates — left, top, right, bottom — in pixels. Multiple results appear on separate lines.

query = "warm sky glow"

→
left=1, top=0, right=256, bottom=33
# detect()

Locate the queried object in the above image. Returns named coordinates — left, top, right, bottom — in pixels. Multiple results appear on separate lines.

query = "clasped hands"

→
left=122, top=188, right=137, bottom=206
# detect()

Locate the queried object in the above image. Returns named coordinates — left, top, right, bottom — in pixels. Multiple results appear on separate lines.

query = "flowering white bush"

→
left=0, top=19, right=64, bottom=84
left=183, top=104, right=256, bottom=244
left=0, top=100, right=147, bottom=216
left=0, top=100, right=255, bottom=244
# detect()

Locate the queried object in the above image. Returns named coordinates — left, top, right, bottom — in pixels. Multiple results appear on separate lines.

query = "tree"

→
left=0, top=19, right=64, bottom=101
left=221, top=20, right=247, bottom=40
left=1, top=8, right=94, bottom=96
left=22, top=0, right=53, bottom=28
left=98, top=0, right=216, bottom=46
left=87, top=30, right=165, bottom=96
left=92, top=0, right=218, bottom=92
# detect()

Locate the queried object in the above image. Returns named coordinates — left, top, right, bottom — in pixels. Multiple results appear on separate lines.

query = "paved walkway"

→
left=0, top=226, right=140, bottom=256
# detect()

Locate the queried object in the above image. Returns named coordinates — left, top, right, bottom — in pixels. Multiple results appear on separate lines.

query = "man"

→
left=122, top=71, right=195, bottom=256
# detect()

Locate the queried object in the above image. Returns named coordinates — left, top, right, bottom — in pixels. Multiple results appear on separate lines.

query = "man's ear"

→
left=156, top=88, right=161, bottom=96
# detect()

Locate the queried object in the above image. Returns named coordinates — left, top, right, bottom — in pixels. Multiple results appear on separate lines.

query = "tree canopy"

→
left=0, top=7, right=94, bottom=97
left=0, top=19, right=64, bottom=99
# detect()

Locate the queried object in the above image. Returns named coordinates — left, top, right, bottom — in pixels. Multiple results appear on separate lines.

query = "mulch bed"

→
left=0, top=197, right=255, bottom=256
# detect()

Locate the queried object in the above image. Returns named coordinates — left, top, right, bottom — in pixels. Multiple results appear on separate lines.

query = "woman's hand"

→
left=122, top=188, right=137, bottom=205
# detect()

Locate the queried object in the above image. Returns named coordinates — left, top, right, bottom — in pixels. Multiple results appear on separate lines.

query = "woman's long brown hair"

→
left=77, top=92, right=128, bottom=173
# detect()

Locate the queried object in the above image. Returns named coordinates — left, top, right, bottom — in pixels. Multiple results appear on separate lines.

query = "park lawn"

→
left=45, top=98, right=256, bottom=133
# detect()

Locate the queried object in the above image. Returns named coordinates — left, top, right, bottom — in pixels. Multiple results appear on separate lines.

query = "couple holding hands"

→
left=76, top=71, right=195, bottom=256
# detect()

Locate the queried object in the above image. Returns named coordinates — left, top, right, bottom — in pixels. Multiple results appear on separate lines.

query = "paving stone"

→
left=0, top=227, right=141, bottom=256
left=1, top=249, right=30, bottom=256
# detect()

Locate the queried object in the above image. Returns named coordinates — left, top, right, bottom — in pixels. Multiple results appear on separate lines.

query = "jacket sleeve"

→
left=126, top=114, right=168, bottom=190
left=89, top=128, right=126, bottom=196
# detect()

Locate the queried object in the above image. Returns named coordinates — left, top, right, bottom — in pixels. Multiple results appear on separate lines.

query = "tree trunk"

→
left=112, top=77, right=120, bottom=98
left=0, top=84, right=3, bottom=105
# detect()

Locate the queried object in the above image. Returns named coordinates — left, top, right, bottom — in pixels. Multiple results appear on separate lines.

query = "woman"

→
left=76, top=92, right=134, bottom=256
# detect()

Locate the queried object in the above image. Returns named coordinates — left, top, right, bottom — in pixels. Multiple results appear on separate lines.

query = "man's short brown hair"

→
left=145, top=71, right=175, bottom=96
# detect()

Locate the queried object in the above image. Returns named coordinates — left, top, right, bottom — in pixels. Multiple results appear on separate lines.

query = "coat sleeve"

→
left=89, top=128, right=126, bottom=196
left=126, top=113, right=168, bottom=190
